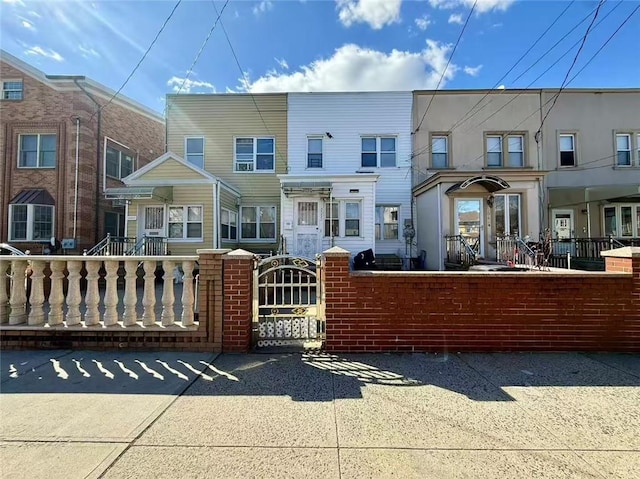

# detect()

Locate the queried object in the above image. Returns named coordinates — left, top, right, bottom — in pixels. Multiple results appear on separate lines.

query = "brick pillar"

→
left=222, top=249, right=255, bottom=352
left=196, top=249, right=231, bottom=351
left=322, top=247, right=356, bottom=351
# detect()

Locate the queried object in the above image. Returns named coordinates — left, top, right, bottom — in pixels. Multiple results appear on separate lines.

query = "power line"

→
left=537, top=0, right=605, bottom=134
left=91, top=0, right=182, bottom=122
left=414, top=0, right=477, bottom=134
left=165, top=0, right=230, bottom=117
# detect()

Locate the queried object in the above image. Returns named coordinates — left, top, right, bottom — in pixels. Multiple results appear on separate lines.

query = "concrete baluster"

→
left=123, top=260, right=138, bottom=326
left=103, top=260, right=119, bottom=326
left=65, top=260, right=82, bottom=326
left=181, top=260, right=195, bottom=326
left=9, top=259, right=28, bottom=325
left=142, top=261, right=156, bottom=326
left=27, top=260, right=46, bottom=325
left=48, top=261, right=65, bottom=326
left=161, top=260, right=175, bottom=326
left=0, top=259, right=10, bottom=323
left=84, top=261, right=101, bottom=326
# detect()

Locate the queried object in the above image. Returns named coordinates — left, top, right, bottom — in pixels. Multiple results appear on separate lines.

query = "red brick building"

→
left=0, top=50, right=164, bottom=253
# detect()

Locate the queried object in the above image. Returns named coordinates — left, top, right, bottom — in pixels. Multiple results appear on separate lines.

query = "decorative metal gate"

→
left=253, top=255, right=324, bottom=349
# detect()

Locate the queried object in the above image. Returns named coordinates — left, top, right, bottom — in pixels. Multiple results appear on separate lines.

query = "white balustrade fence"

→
left=0, top=256, right=199, bottom=329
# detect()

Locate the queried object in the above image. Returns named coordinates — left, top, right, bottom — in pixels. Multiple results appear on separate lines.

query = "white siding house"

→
left=281, top=92, right=413, bottom=261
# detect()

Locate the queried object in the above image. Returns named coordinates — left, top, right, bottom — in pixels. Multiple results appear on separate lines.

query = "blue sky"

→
left=1, top=0, right=638, bottom=114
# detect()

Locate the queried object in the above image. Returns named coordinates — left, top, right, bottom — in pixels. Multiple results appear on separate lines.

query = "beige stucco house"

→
left=109, top=93, right=287, bottom=255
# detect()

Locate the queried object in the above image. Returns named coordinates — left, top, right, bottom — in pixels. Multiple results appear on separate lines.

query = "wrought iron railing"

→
left=445, top=235, right=478, bottom=267
left=86, top=235, right=167, bottom=256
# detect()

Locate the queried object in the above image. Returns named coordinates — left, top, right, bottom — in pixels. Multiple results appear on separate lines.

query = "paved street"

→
left=1, top=351, right=639, bottom=478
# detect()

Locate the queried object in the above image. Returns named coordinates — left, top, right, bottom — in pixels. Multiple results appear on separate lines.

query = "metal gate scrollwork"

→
left=253, top=255, right=324, bottom=348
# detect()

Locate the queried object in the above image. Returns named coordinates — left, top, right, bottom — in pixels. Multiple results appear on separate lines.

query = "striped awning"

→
left=10, top=189, right=55, bottom=205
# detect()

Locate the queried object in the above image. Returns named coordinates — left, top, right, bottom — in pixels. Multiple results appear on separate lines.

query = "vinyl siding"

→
left=416, top=188, right=441, bottom=270
left=287, top=92, right=412, bottom=256
left=220, top=186, right=239, bottom=247
left=137, top=158, right=205, bottom=181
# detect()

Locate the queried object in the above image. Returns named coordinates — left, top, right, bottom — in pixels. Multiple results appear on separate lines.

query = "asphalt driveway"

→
left=1, top=350, right=639, bottom=478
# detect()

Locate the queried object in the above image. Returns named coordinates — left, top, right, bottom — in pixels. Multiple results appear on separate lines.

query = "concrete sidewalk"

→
left=1, top=351, right=639, bottom=478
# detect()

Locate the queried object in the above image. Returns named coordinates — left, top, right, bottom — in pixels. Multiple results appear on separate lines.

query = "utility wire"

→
left=537, top=0, right=606, bottom=135
left=414, top=0, right=477, bottom=134
left=90, top=0, right=182, bottom=122
left=165, top=0, right=230, bottom=117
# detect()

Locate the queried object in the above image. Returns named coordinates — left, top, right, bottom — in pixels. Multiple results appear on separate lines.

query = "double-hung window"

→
left=324, top=200, right=361, bottom=237
left=2, top=80, right=23, bottom=100
left=240, top=206, right=276, bottom=240
left=559, top=134, right=576, bottom=167
left=486, top=134, right=526, bottom=167
left=494, top=194, right=521, bottom=237
left=185, top=137, right=204, bottom=169
left=603, top=204, right=640, bottom=237
left=168, top=206, right=203, bottom=240
left=106, top=145, right=134, bottom=179
left=235, top=137, right=275, bottom=172
left=431, top=135, right=448, bottom=168
left=221, top=209, right=238, bottom=241
left=18, top=134, right=56, bottom=168
left=616, top=134, right=632, bottom=166
left=307, top=137, right=323, bottom=168
left=9, top=204, right=54, bottom=241
left=375, top=206, right=399, bottom=240
left=361, top=137, right=396, bottom=168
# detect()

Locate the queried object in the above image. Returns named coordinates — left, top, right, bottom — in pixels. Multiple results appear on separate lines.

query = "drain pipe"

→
left=73, top=117, right=80, bottom=239
left=73, top=79, right=102, bottom=245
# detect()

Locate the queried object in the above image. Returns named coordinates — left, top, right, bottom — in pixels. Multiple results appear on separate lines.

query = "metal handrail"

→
left=84, top=233, right=111, bottom=256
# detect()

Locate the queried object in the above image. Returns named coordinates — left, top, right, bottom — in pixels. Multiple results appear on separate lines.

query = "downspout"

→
left=437, top=183, right=443, bottom=271
left=73, top=117, right=80, bottom=239
left=215, top=180, right=220, bottom=249
left=74, top=79, right=102, bottom=244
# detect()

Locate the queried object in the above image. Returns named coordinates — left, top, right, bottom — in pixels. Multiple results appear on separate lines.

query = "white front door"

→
left=455, top=198, right=484, bottom=257
left=143, top=206, right=164, bottom=237
left=295, top=200, right=320, bottom=258
left=552, top=209, right=574, bottom=239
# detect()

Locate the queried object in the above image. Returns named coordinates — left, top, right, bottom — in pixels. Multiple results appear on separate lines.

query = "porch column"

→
left=222, top=249, right=255, bottom=352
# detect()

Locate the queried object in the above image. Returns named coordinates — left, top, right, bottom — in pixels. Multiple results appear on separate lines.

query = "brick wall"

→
left=323, top=248, right=640, bottom=353
left=222, top=251, right=254, bottom=352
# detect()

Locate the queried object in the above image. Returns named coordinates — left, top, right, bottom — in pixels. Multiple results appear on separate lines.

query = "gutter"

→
left=74, top=79, right=102, bottom=244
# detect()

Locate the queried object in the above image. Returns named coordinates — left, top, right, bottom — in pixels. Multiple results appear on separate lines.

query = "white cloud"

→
left=448, top=13, right=464, bottom=24
left=337, top=0, right=402, bottom=30
left=275, top=57, right=289, bottom=70
left=2, top=0, right=26, bottom=6
left=497, top=84, right=506, bottom=90
left=414, top=14, right=432, bottom=31
left=78, top=45, right=100, bottom=58
left=24, top=45, right=64, bottom=62
left=27, top=10, right=41, bottom=18
left=240, top=40, right=457, bottom=93
left=430, top=0, right=514, bottom=14
left=253, top=0, right=273, bottom=16
left=20, top=18, right=34, bottom=29
left=167, top=76, right=216, bottom=94
left=463, top=64, right=482, bottom=77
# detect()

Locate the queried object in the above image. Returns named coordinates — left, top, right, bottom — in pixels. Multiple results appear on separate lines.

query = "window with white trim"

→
left=2, top=80, right=23, bottom=100
left=221, top=208, right=238, bottom=241
left=361, top=136, right=396, bottom=168
left=494, top=194, right=521, bottom=237
left=307, top=137, right=323, bottom=168
left=240, top=206, right=276, bottom=240
left=18, top=134, right=56, bottom=168
left=168, top=206, right=203, bottom=240
left=431, top=135, right=448, bottom=168
left=106, top=145, right=133, bottom=179
left=9, top=204, right=54, bottom=241
left=603, top=204, right=640, bottom=237
left=486, top=133, right=526, bottom=167
left=559, top=134, right=576, bottom=167
left=375, top=206, right=399, bottom=240
left=235, top=137, right=275, bottom=172
left=185, top=137, right=204, bottom=168
left=616, top=134, right=632, bottom=166
left=324, top=200, right=362, bottom=237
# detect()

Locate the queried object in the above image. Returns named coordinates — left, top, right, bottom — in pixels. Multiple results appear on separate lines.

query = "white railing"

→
left=0, top=256, right=198, bottom=329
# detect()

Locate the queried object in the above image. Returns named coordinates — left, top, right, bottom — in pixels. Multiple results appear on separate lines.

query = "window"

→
left=307, top=137, right=323, bottom=168
left=185, top=137, right=204, bottom=169
left=602, top=204, right=640, bottom=237
left=221, top=208, right=238, bottom=241
left=431, top=135, right=448, bottom=168
left=486, top=134, right=526, bottom=167
left=375, top=206, right=399, bottom=240
left=494, top=194, right=521, bottom=237
left=324, top=200, right=361, bottom=237
left=9, top=204, right=54, bottom=241
left=616, top=134, right=632, bottom=166
left=168, top=206, right=203, bottom=240
left=2, top=80, right=23, bottom=100
left=240, top=206, right=276, bottom=240
left=18, top=134, right=56, bottom=168
left=361, top=137, right=396, bottom=168
left=235, top=137, right=275, bottom=172
left=106, top=145, right=134, bottom=179
left=104, top=212, right=124, bottom=237
left=559, top=134, right=576, bottom=167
